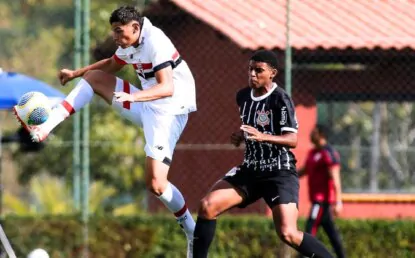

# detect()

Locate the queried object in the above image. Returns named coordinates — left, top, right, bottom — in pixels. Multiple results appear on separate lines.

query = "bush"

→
left=1, top=214, right=414, bottom=257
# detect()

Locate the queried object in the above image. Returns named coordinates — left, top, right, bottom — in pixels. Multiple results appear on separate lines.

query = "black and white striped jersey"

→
left=236, top=83, right=299, bottom=172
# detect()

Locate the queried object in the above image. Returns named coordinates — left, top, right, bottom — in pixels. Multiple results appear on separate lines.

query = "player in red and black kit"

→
left=299, top=125, right=346, bottom=258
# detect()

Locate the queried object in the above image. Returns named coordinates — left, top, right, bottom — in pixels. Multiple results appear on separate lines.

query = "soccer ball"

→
left=15, top=91, right=51, bottom=125
left=27, top=248, right=50, bottom=258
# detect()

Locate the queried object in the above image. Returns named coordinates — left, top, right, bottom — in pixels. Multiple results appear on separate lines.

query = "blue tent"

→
left=0, top=70, right=65, bottom=109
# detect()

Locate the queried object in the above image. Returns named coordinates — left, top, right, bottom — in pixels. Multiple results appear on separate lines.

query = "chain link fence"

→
left=139, top=1, right=415, bottom=214
left=1, top=0, right=415, bottom=256
left=1, top=0, right=414, bottom=215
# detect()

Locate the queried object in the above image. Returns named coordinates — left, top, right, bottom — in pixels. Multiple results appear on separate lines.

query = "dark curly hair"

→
left=109, top=6, right=143, bottom=25
left=315, top=124, right=330, bottom=139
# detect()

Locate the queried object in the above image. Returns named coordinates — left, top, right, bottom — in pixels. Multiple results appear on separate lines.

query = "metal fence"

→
left=1, top=0, right=415, bottom=256
left=1, top=0, right=415, bottom=214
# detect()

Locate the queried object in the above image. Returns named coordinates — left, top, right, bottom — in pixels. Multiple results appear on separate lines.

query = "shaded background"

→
left=0, top=1, right=414, bottom=257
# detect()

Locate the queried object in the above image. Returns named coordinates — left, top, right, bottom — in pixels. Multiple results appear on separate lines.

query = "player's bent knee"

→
left=198, top=197, right=219, bottom=219
left=146, top=179, right=168, bottom=196
left=278, top=227, right=300, bottom=245
left=83, top=70, right=103, bottom=83
left=83, top=70, right=114, bottom=89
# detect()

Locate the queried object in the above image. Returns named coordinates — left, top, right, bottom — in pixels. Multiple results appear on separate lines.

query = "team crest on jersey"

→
left=135, top=62, right=145, bottom=77
left=256, top=110, right=270, bottom=126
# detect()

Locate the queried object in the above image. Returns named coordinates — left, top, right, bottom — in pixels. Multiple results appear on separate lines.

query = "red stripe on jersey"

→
left=174, top=204, right=187, bottom=217
left=172, top=50, right=180, bottom=60
left=132, top=63, right=152, bottom=70
left=122, top=80, right=130, bottom=110
left=141, top=63, right=152, bottom=69
left=113, top=54, right=127, bottom=65
left=62, top=100, right=75, bottom=115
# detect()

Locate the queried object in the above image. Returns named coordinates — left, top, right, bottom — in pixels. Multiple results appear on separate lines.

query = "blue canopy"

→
left=0, top=71, right=65, bottom=109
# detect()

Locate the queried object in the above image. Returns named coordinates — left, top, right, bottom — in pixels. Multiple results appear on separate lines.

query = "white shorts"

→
left=112, top=78, right=188, bottom=164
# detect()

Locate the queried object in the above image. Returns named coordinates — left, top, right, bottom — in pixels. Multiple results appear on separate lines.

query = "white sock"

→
left=41, top=79, right=94, bottom=133
left=158, top=182, right=195, bottom=238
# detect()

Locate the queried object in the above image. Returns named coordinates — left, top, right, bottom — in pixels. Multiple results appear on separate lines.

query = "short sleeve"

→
left=323, top=147, right=340, bottom=167
left=148, top=29, right=178, bottom=72
left=112, top=47, right=128, bottom=65
left=277, top=93, right=299, bottom=133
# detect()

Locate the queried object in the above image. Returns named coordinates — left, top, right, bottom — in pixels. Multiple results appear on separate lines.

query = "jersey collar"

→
left=250, top=82, right=278, bottom=101
left=137, top=17, right=152, bottom=47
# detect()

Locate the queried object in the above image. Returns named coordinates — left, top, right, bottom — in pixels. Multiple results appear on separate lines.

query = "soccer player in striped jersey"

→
left=299, top=125, right=346, bottom=258
left=192, top=50, right=333, bottom=258
left=13, top=6, right=196, bottom=257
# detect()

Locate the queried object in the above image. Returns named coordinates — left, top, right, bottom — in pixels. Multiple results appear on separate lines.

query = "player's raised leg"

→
left=272, top=203, right=334, bottom=258
left=193, top=179, right=244, bottom=258
left=14, top=69, right=117, bottom=142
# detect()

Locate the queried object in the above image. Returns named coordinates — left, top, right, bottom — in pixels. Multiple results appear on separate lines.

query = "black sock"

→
left=297, top=232, right=333, bottom=258
left=192, top=217, right=217, bottom=258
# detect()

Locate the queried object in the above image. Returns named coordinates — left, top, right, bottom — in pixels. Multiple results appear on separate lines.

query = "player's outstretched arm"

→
left=58, top=57, right=124, bottom=86
left=114, top=65, right=174, bottom=103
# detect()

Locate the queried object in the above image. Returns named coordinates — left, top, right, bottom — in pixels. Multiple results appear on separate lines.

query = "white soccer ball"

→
left=15, top=91, right=51, bottom=126
left=27, top=248, right=50, bottom=258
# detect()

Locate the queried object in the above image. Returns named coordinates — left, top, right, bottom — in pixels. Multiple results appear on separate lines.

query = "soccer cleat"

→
left=13, top=106, right=49, bottom=142
left=186, top=238, right=194, bottom=258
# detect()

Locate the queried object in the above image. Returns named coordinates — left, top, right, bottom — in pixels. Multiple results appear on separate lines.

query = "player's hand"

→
left=240, top=125, right=265, bottom=142
left=333, top=201, right=343, bottom=217
left=58, top=69, right=76, bottom=86
left=230, top=130, right=244, bottom=147
left=113, top=92, right=135, bottom=103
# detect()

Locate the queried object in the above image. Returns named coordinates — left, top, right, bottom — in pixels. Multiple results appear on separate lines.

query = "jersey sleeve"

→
left=148, top=29, right=179, bottom=72
left=323, top=147, right=340, bottom=168
left=276, top=93, right=299, bottom=133
left=112, top=47, right=129, bottom=65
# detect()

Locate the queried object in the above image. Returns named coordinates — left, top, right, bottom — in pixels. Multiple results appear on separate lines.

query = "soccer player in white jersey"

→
left=13, top=6, right=196, bottom=257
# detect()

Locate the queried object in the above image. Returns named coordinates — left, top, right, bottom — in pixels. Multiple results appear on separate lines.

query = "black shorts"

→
left=223, top=166, right=299, bottom=209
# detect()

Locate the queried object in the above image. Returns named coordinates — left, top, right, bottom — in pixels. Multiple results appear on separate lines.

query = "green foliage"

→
left=1, top=215, right=414, bottom=258
left=1, top=0, right=152, bottom=212
left=3, top=177, right=143, bottom=216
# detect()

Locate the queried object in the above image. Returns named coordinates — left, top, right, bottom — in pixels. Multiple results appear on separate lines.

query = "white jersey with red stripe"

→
left=113, top=17, right=196, bottom=115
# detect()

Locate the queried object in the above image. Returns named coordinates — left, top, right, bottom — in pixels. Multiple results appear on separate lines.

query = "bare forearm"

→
left=333, top=176, right=342, bottom=202
left=132, top=83, right=173, bottom=102
left=73, top=58, right=117, bottom=77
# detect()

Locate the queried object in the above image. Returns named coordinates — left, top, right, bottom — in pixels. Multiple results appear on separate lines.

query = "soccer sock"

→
left=192, top=217, right=217, bottom=258
left=41, top=79, right=94, bottom=133
left=297, top=232, right=333, bottom=258
left=158, top=182, right=195, bottom=238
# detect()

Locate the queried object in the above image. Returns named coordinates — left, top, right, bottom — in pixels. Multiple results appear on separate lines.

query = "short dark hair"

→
left=109, top=6, right=142, bottom=25
left=250, top=50, right=279, bottom=69
left=315, top=124, right=329, bottom=139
